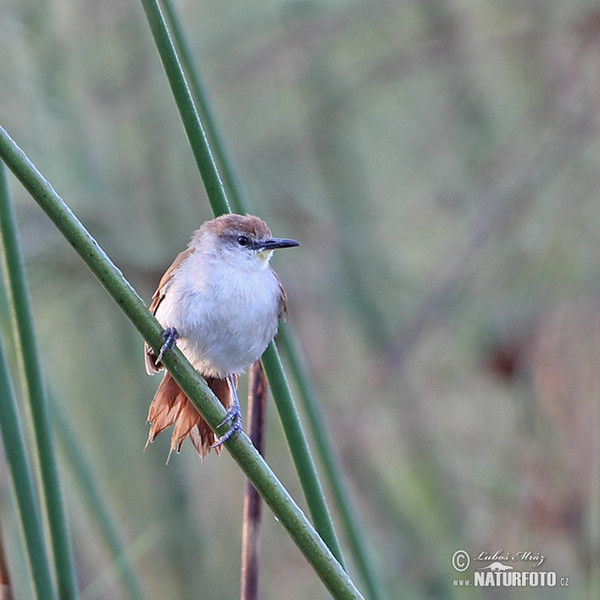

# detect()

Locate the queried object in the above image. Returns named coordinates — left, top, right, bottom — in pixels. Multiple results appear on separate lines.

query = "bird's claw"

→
left=211, top=404, right=243, bottom=448
left=156, top=327, right=179, bottom=365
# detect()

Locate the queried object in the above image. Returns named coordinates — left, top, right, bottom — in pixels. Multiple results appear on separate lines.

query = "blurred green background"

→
left=2, top=0, right=600, bottom=598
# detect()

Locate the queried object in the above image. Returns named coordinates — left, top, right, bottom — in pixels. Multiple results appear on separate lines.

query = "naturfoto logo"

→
left=451, top=549, right=570, bottom=589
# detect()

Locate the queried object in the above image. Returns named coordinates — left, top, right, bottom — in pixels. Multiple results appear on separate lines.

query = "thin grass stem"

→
left=138, top=0, right=230, bottom=216
left=261, top=343, right=346, bottom=566
left=160, top=0, right=249, bottom=214
left=279, top=323, right=390, bottom=600
left=0, top=332, right=57, bottom=600
left=0, top=163, right=76, bottom=598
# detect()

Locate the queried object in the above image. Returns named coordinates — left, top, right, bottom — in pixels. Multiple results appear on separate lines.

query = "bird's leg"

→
left=156, top=327, right=179, bottom=365
left=212, top=374, right=243, bottom=447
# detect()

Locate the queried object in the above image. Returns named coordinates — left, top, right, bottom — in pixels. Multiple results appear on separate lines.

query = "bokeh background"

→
left=2, top=0, right=600, bottom=598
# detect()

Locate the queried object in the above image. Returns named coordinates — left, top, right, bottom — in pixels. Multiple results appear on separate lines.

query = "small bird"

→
left=144, top=214, right=299, bottom=458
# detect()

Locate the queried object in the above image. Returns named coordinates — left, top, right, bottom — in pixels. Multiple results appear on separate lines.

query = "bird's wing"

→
left=145, top=247, right=195, bottom=374
left=271, top=266, right=288, bottom=321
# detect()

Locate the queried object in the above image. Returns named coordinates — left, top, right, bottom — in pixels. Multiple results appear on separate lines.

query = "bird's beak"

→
left=260, top=238, right=301, bottom=250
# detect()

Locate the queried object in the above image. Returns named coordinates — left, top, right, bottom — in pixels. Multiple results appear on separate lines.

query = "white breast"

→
left=155, top=252, right=281, bottom=377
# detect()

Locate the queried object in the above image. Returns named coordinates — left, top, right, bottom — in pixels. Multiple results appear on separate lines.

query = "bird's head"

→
left=196, top=214, right=300, bottom=270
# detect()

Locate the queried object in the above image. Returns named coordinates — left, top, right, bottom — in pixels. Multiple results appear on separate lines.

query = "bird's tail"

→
left=145, top=372, right=234, bottom=459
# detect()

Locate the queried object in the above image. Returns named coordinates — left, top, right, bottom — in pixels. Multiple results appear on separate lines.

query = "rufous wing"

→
left=144, top=247, right=195, bottom=375
left=271, top=266, right=288, bottom=321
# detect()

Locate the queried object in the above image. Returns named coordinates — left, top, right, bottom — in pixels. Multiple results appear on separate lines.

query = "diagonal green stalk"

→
left=140, top=0, right=345, bottom=568
left=0, top=125, right=363, bottom=600
left=0, top=332, right=57, bottom=600
left=0, top=163, right=77, bottom=598
left=138, top=0, right=230, bottom=216
left=2, top=163, right=146, bottom=600
left=160, top=0, right=248, bottom=214
left=278, top=324, right=390, bottom=600
left=260, top=343, right=345, bottom=566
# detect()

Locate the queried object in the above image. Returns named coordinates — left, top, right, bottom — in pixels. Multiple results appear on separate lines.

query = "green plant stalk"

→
left=279, top=324, right=390, bottom=600
left=160, top=0, right=248, bottom=214
left=261, top=343, right=346, bottom=566
left=51, top=392, right=148, bottom=600
left=138, top=0, right=230, bottom=216
left=0, top=163, right=77, bottom=598
left=141, top=0, right=346, bottom=567
left=0, top=125, right=364, bottom=600
left=0, top=334, right=57, bottom=600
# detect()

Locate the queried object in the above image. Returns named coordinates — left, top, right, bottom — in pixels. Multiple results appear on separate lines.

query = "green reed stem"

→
left=160, top=0, right=248, bottom=214
left=0, top=162, right=76, bottom=599
left=261, top=343, right=346, bottom=567
left=138, top=0, right=230, bottom=216
left=0, top=333, right=57, bottom=600
left=279, top=323, right=390, bottom=600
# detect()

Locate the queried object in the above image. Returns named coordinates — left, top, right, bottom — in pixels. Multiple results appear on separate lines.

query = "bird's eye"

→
left=237, top=235, right=250, bottom=247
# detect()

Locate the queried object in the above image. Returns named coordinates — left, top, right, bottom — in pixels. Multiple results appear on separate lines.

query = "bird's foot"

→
left=212, top=377, right=243, bottom=447
left=156, top=327, right=179, bottom=365
left=211, top=404, right=243, bottom=448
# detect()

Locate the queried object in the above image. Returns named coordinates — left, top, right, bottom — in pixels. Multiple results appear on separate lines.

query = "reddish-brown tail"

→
left=146, top=372, right=234, bottom=459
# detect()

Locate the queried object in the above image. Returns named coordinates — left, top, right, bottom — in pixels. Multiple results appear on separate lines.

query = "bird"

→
left=144, top=213, right=300, bottom=459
